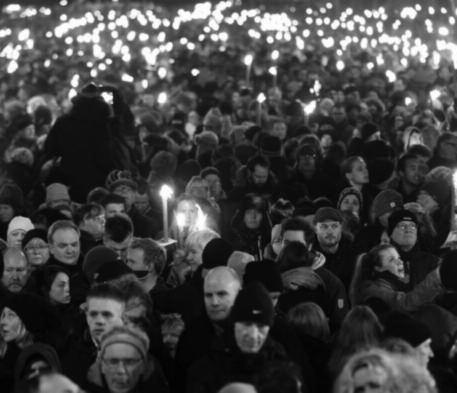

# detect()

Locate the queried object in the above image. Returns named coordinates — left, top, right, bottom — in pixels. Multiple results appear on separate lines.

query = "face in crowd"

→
left=50, top=228, right=81, bottom=266
left=85, top=297, right=124, bottom=345
left=2, top=249, right=30, bottom=293
left=234, top=321, right=270, bottom=354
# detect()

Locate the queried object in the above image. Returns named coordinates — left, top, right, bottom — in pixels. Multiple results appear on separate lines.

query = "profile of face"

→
left=390, top=220, right=417, bottom=250
left=101, top=343, right=144, bottom=393
left=2, top=251, right=29, bottom=293
left=49, top=272, right=71, bottom=305
left=234, top=321, right=270, bottom=354
left=376, top=247, right=405, bottom=278
left=7, top=229, right=26, bottom=248
left=24, top=237, right=50, bottom=267
left=243, top=209, right=263, bottom=230
left=315, top=221, right=342, bottom=249
left=86, top=298, right=124, bottom=344
left=346, top=158, right=369, bottom=186
left=83, top=212, right=106, bottom=238
left=352, top=364, right=388, bottom=393
left=0, top=204, right=14, bottom=223
left=113, top=185, right=136, bottom=210
left=50, top=228, right=81, bottom=266
left=204, top=271, right=241, bottom=322
left=0, top=307, right=26, bottom=342
left=175, top=200, right=198, bottom=228
left=339, top=194, right=361, bottom=216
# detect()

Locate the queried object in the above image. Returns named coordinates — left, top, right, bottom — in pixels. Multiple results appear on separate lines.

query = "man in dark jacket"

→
left=174, top=266, right=242, bottom=393
left=61, top=283, right=125, bottom=387
left=312, top=207, right=357, bottom=290
left=186, top=282, right=289, bottom=393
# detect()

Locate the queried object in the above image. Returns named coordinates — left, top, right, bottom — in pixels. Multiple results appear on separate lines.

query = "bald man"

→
left=174, top=266, right=242, bottom=393
left=1, top=248, right=30, bottom=294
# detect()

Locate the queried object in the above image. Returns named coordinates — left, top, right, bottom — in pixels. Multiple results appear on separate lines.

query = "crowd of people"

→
left=2, top=1, right=457, bottom=393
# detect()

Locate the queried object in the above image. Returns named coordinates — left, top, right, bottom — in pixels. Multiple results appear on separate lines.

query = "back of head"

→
left=277, top=241, right=315, bottom=272
left=104, top=215, right=133, bottom=243
left=287, top=302, right=330, bottom=342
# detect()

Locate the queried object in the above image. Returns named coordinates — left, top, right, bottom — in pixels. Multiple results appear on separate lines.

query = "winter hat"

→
left=387, top=209, right=418, bottom=235
left=0, top=182, right=24, bottom=211
left=313, top=207, right=344, bottom=225
left=368, top=158, right=396, bottom=186
left=22, top=228, right=48, bottom=249
left=7, top=216, right=34, bottom=236
left=0, top=293, right=56, bottom=336
left=45, top=183, right=70, bottom=205
left=14, top=343, right=61, bottom=383
left=384, top=311, right=431, bottom=347
left=360, top=122, right=379, bottom=141
left=231, top=282, right=275, bottom=327
left=438, top=250, right=457, bottom=290
left=105, top=170, right=138, bottom=192
left=100, top=325, right=149, bottom=361
left=243, top=260, right=283, bottom=292
left=82, top=246, right=120, bottom=283
left=259, top=135, right=282, bottom=157
left=371, top=189, right=403, bottom=220
left=93, top=259, right=133, bottom=283
left=202, top=238, right=234, bottom=270
left=195, top=131, right=219, bottom=147
left=337, top=187, right=363, bottom=210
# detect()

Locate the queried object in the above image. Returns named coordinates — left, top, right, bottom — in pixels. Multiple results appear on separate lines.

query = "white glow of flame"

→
left=243, top=53, right=253, bottom=66
left=159, top=184, right=173, bottom=200
left=157, top=92, right=168, bottom=105
left=257, top=92, right=266, bottom=103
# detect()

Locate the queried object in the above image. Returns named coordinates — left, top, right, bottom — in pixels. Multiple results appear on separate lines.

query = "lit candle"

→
left=256, top=93, right=266, bottom=125
left=243, top=54, right=254, bottom=86
left=269, top=66, right=277, bottom=87
left=159, top=185, right=173, bottom=241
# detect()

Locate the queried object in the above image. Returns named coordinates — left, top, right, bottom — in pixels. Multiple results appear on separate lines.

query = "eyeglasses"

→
left=102, top=357, right=142, bottom=370
left=396, top=222, right=417, bottom=231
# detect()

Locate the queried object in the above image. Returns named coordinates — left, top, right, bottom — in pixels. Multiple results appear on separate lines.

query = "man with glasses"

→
left=87, top=325, right=168, bottom=393
left=388, top=209, right=438, bottom=291
left=76, top=203, right=105, bottom=255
